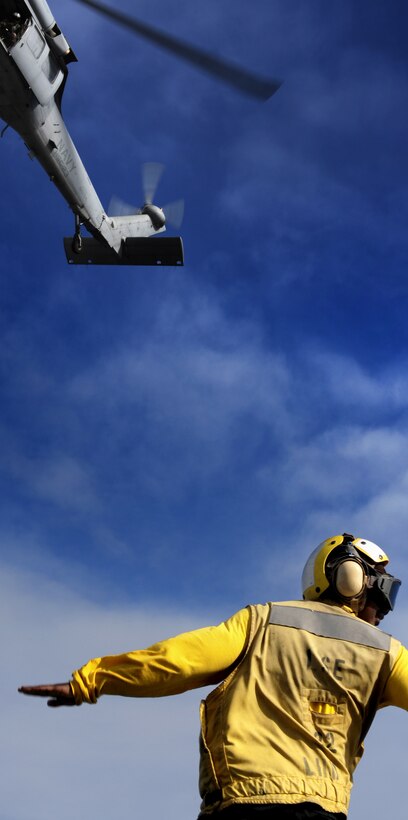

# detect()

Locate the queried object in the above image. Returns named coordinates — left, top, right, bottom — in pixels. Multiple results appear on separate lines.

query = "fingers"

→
left=18, top=685, right=53, bottom=697
left=19, top=683, right=68, bottom=697
left=47, top=697, right=72, bottom=708
left=18, top=683, right=76, bottom=706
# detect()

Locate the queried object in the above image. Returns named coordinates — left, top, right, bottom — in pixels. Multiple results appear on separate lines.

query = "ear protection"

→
left=324, top=542, right=369, bottom=604
left=333, top=557, right=367, bottom=600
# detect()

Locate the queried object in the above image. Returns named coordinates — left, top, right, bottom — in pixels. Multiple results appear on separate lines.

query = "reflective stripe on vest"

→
left=269, top=605, right=391, bottom=651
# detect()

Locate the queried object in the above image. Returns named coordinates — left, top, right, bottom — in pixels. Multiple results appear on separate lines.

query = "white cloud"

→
left=6, top=452, right=99, bottom=514
left=4, top=281, right=403, bottom=521
left=275, top=426, right=408, bottom=508
left=306, top=349, right=408, bottom=410
left=66, top=287, right=292, bottom=495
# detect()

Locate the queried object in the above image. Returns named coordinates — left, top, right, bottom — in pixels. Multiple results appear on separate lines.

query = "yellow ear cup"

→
left=335, top=560, right=365, bottom=599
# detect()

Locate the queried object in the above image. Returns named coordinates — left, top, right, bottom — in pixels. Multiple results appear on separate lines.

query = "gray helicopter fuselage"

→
left=0, top=0, right=165, bottom=255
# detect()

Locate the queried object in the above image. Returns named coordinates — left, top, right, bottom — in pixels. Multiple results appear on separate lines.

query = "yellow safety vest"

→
left=199, top=600, right=401, bottom=815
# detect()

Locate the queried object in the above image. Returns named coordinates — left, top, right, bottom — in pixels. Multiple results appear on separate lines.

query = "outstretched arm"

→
left=18, top=607, right=251, bottom=706
left=71, top=607, right=251, bottom=703
left=18, top=683, right=75, bottom=708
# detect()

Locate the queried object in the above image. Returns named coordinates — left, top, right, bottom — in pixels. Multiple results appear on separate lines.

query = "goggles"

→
left=366, top=569, right=401, bottom=614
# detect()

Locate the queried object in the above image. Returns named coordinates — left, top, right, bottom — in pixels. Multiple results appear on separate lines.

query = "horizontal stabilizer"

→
left=64, top=236, right=184, bottom=266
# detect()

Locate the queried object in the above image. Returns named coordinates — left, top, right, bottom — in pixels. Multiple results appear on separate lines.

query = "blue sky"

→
left=2, top=1, right=408, bottom=818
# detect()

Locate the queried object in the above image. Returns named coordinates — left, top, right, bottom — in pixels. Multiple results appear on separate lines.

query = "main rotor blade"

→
left=76, top=0, right=282, bottom=101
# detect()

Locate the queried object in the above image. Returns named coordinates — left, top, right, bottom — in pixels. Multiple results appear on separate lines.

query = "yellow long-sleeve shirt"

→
left=70, top=605, right=408, bottom=711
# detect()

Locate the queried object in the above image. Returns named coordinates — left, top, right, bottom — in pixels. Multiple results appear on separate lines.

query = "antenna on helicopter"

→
left=75, top=0, right=282, bottom=101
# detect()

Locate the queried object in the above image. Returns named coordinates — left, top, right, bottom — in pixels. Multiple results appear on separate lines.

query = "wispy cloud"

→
left=3, top=274, right=408, bottom=550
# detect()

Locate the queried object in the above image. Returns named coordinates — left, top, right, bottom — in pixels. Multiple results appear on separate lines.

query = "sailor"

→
left=19, top=533, right=407, bottom=820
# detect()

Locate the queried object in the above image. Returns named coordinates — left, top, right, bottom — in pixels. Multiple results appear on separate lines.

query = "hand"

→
left=18, top=682, right=76, bottom=707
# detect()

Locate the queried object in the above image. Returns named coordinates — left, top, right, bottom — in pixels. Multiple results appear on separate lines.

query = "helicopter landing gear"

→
left=72, top=234, right=82, bottom=254
left=72, top=214, right=82, bottom=254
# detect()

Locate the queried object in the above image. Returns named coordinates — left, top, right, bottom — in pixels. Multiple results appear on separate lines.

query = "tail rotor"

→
left=108, top=163, right=184, bottom=231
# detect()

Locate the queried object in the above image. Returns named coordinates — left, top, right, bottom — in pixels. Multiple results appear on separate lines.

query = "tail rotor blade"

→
left=108, top=195, right=138, bottom=216
left=163, top=199, right=185, bottom=229
left=75, top=0, right=282, bottom=101
left=142, top=162, right=165, bottom=205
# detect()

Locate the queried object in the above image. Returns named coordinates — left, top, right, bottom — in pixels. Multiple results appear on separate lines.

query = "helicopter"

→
left=0, top=0, right=281, bottom=265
